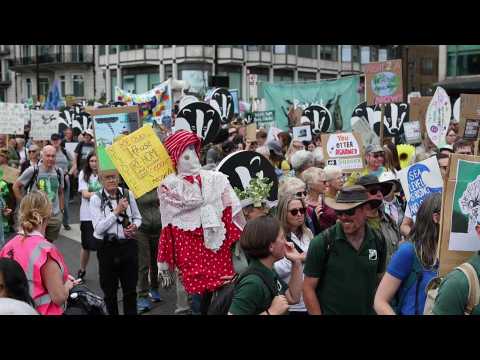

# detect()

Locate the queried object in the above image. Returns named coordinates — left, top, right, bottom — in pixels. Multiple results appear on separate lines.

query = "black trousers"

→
left=97, top=239, right=138, bottom=315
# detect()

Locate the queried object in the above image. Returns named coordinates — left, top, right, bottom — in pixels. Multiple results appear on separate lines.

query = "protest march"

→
left=1, top=53, right=480, bottom=317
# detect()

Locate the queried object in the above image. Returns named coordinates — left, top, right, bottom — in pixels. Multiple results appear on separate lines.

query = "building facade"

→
left=1, top=45, right=394, bottom=104
left=438, top=45, right=480, bottom=97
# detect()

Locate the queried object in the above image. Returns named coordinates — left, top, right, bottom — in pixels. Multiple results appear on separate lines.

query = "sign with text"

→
left=292, top=125, right=312, bottom=142
left=425, top=86, right=451, bottom=147
left=253, top=110, right=275, bottom=129
left=106, top=126, right=175, bottom=198
left=321, top=132, right=364, bottom=171
left=0, top=103, right=28, bottom=135
left=459, top=94, right=480, bottom=140
left=409, top=96, right=432, bottom=134
left=30, top=110, right=60, bottom=140
left=397, top=156, right=443, bottom=221
left=364, top=59, right=403, bottom=106
left=403, top=121, right=422, bottom=144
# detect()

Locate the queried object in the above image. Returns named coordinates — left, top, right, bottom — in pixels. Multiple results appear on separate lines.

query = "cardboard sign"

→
left=89, top=106, right=141, bottom=174
left=459, top=94, right=480, bottom=140
left=321, top=132, right=364, bottom=171
left=30, top=110, right=60, bottom=140
left=438, top=154, right=480, bottom=276
left=409, top=96, right=432, bottom=134
left=246, top=123, right=257, bottom=142
left=266, top=126, right=282, bottom=144
left=253, top=110, right=275, bottom=129
left=403, top=121, right=422, bottom=144
left=364, top=59, right=403, bottom=106
left=453, top=97, right=460, bottom=123
left=425, top=87, right=451, bottom=147
left=397, top=156, right=443, bottom=221
left=106, top=126, right=175, bottom=198
left=65, top=142, right=78, bottom=160
left=292, top=125, right=312, bottom=142
left=0, top=103, right=28, bottom=135
left=0, top=165, right=20, bottom=184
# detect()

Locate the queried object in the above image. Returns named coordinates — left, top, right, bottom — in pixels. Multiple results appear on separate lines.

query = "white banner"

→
left=0, top=103, right=28, bottom=135
left=30, top=110, right=60, bottom=140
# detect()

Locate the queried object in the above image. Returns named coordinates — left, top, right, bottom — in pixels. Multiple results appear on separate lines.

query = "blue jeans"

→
left=63, top=175, right=70, bottom=227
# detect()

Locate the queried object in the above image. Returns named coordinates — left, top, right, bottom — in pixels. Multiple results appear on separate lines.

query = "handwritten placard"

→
left=0, top=103, right=28, bottom=135
left=403, top=121, right=422, bottom=144
left=30, top=110, right=60, bottom=140
left=106, top=126, right=175, bottom=198
left=364, top=59, right=403, bottom=106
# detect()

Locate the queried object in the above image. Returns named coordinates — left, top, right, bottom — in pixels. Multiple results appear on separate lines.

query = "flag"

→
left=44, top=80, right=62, bottom=110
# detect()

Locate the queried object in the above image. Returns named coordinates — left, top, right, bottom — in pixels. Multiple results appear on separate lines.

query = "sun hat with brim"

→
left=355, top=174, right=393, bottom=197
left=378, top=171, right=402, bottom=193
left=324, top=185, right=382, bottom=211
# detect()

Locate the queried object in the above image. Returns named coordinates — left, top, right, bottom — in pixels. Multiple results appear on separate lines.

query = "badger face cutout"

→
left=302, top=105, right=332, bottom=135
left=209, top=88, right=234, bottom=125
left=351, top=102, right=409, bottom=142
left=174, top=102, right=221, bottom=145
left=216, top=151, right=279, bottom=202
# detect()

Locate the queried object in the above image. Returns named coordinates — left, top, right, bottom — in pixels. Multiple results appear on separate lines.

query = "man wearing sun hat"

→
left=355, top=174, right=401, bottom=264
left=303, top=185, right=387, bottom=315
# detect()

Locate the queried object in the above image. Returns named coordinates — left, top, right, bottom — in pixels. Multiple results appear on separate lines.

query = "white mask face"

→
left=177, top=145, right=201, bottom=176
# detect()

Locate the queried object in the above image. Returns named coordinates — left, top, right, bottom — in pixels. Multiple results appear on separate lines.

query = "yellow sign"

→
left=106, top=126, right=175, bottom=198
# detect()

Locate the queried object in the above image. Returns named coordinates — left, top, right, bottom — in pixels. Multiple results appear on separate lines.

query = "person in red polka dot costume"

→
left=157, top=131, right=243, bottom=295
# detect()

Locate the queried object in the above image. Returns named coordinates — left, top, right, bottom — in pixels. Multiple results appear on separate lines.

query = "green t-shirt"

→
left=229, top=258, right=287, bottom=315
left=432, top=254, right=480, bottom=315
left=303, top=223, right=386, bottom=315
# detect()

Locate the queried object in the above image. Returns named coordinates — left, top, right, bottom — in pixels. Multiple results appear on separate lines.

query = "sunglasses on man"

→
left=289, top=207, right=306, bottom=216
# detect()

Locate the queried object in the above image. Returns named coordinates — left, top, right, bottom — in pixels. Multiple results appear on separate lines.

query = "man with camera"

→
left=90, top=171, right=142, bottom=315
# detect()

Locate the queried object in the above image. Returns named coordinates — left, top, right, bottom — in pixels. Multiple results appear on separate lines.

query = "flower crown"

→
left=234, top=172, right=273, bottom=208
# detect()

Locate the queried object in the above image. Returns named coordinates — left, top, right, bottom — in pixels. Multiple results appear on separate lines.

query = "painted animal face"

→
left=209, top=88, right=234, bottom=125
left=217, top=150, right=278, bottom=202
left=302, top=105, right=332, bottom=135
left=174, top=102, right=221, bottom=145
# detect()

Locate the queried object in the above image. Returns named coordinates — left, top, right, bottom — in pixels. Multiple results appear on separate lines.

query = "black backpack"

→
left=207, top=268, right=277, bottom=315
left=63, top=284, right=107, bottom=315
left=25, top=165, right=62, bottom=194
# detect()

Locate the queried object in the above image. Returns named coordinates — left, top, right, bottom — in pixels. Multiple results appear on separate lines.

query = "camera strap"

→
left=101, top=188, right=129, bottom=225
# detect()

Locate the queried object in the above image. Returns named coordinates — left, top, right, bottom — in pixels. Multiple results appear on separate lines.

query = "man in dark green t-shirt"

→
left=432, top=253, right=480, bottom=315
left=303, top=185, right=386, bottom=315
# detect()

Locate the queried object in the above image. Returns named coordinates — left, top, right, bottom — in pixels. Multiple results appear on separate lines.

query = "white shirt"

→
left=89, top=187, right=142, bottom=240
left=78, top=171, right=101, bottom=222
left=274, top=231, right=312, bottom=313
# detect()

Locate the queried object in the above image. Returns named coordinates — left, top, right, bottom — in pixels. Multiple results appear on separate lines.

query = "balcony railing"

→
left=13, top=52, right=94, bottom=66
left=0, top=46, right=10, bottom=55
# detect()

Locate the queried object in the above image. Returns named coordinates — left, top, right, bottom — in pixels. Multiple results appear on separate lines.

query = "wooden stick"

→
left=379, top=103, right=385, bottom=145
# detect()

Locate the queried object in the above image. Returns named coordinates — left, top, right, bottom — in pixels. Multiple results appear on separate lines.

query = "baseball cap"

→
left=50, top=133, right=61, bottom=141
left=365, top=144, right=384, bottom=154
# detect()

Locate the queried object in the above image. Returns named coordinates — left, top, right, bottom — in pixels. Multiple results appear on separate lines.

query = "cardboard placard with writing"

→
left=0, top=165, right=20, bottom=184
left=106, top=126, right=175, bottom=198
left=30, top=110, right=60, bottom=140
left=403, top=121, right=422, bottom=144
left=321, top=132, right=364, bottom=172
left=438, top=154, right=480, bottom=276
left=89, top=106, right=140, bottom=174
left=409, top=96, right=432, bottom=134
left=364, top=59, right=403, bottom=106
left=0, top=103, right=28, bottom=135
left=246, top=123, right=257, bottom=142
left=459, top=94, right=480, bottom=140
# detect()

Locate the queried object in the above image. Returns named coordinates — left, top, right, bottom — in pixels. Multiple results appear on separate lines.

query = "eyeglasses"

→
left=289, top=207, right=306, bottom=216
left=335, top=207, right=359, bottom=217
left=295, top=191, right=308, bottom=197
left=367, top=186, right=383, bottom=195
left=28, top=150, right=38, bottom=153
left=372, top=152, right=385, bottom=158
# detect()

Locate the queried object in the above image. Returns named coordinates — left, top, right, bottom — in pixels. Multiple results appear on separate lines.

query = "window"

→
left=321, top=45, right=338, bottom=61
left=361, top=46, right=370, bottom=64
left=232, top=45, right=243, bottom=49
left=378, top=49, right=388, bottom=62
left=352, top=46, right=360, bottom=63
left=260, top=45, right=271, bottom=52
left=298, top=71, right=317, bottom=81
left=120, top=45, right=145, bottom=51
left=108, top=45, right=117, bottom=54
left=274, top=45, right=287, bottom=54
left=26, top=79, right=32, bottom=98
left=73, top=75, right=84, bottom=97
left=247, top=45, right=258, bottom=51
left=287, top=45, right=296, bottom=55
left=99, top=45, right=106, bottom=55
left=370, top=47, right=378, bottom=62
left=298, top=45, right=317, bottom=59
left=421, top=58, right=434, bottom=75
left=22, top=45, right=31, bottom=59
left=72, top=45, right=84, bottom=62
left=342, top=45, right=352, bottom=62
left=163, top=45, right=172, bottom=48
left=457, top=52, right=480, bottom=76
left=0, top=89, right=4, bottom=102
left=145, top=45, right=159, bottom=49
left=60, top=75, right=66, bottom=96
left=39, top=78, right=49, bottom=97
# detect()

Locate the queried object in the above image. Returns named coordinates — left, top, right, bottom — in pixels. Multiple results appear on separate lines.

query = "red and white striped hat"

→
left=163, top=130, right=202, bottom=168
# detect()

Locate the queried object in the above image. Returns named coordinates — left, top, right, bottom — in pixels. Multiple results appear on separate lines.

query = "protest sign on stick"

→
left=30, top=110, right=60, bottom=140
left=425, top=86, right=451, bottom=147
left=321, top=132, right=364, bottom=172
left=438, top=154, right=480, bottom=276
left=106, top=126, right=175, bottom=198
left=458, top=94, right=480, bottom=141
left=0, top=103, right=27, bottom=135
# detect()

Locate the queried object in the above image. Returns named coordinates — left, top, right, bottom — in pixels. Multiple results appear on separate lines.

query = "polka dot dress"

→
left=158, top=207, right=241, bottom=294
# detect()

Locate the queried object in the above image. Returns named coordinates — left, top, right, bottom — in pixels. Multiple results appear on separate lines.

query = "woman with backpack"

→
left=374, top=193, right=441, bottom=315
left=274, top=194, right=313, bottom=315
left=76, top=152, right=102, bottom=282
left=228, top=216, right=303, bottom=315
